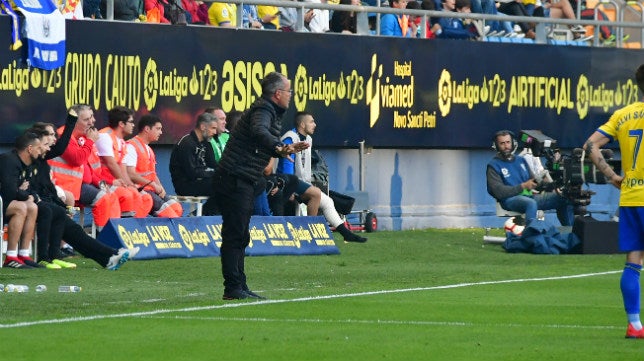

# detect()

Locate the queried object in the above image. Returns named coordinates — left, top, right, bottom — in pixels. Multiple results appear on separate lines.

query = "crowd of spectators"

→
left=65, top=0, right=602, bottom=42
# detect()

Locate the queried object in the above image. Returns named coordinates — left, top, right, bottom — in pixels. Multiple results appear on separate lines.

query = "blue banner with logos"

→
left=0, top=16, right=641, bottom=148
left=97, top=216, right=340, bottom=259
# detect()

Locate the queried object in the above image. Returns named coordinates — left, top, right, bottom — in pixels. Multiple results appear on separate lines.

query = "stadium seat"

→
left=170, top=195, right=209, bottom=217
left=77, top=205, right=98, bottom=238
left=495, top=202, right=522, bottom=217
left=482, top=202, right=524, bottom=244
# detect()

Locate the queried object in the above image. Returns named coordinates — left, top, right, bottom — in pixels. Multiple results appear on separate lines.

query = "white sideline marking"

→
left=142, top=315, right=623, bottom=331
left=0, top=270, right=621, bottom=329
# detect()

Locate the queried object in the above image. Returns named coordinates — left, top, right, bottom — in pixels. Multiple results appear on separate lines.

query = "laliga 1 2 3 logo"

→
left=143, top=58, right=158, bottom=110
left=437, top=69, right=452, bottom=117
left=293, top=65, right=308, bottom=111
left=576, top=74, right=589, bottom=120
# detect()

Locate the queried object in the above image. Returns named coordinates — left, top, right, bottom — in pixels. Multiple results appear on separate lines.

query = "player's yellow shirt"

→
left=208, top=2, right=236, bottom=27
left=599, top=101, right=644, bottom=206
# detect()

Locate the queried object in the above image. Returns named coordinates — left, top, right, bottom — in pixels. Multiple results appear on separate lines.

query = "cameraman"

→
left=486, top=130, right=574, bottom=226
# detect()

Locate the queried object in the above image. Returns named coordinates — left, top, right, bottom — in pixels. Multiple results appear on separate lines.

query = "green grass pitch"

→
left=0, top=228, right=640, bottom=361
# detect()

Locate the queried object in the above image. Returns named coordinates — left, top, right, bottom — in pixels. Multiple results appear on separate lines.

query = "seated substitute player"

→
left=486, top=130, right=574, bottom=227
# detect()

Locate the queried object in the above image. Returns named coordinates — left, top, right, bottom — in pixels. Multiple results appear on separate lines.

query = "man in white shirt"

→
left=304, top=0, right=330, bottom=33
left=95, top=106, right=152, bottom=217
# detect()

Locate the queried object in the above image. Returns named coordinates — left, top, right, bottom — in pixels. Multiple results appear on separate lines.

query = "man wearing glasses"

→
left=96, top=106, right=152, bottom=218
left=214, top=72, right=308, bottom=300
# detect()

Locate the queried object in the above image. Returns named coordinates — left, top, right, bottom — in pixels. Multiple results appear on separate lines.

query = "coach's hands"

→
left=276, top=141, right=310, bottom=162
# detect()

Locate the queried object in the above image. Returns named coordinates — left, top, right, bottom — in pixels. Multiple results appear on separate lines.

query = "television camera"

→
left=518, top=130, right=621, bottom=215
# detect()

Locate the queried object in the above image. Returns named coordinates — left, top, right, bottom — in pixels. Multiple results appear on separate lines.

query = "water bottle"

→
left=6, top=284, right=29, bottom=292
left=0, top=283, right=4, bottom=292
left=58, top=285, right=81, bottom=293
left=35, top=285, right=47, bottom=292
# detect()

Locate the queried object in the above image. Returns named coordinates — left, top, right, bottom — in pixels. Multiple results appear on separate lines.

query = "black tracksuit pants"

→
left=214, top=171, right=256, bottom=294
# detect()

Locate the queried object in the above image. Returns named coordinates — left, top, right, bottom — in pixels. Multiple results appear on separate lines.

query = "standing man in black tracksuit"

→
left=169, top=112, right=220, bottom=215
left=214, top=72, right=309, bottom=300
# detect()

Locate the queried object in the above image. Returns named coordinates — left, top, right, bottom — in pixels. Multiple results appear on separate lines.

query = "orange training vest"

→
left=127, top=135, right=157, bottom=191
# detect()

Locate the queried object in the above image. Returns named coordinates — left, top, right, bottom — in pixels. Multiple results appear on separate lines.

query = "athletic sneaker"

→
left=52, top=259, right=77, bottom=269
left=3, top=256, right=33, bottom=269
left=124, top=247, right=140, bottom=260
left=60, top=246, right=78, bottom=258
left=18, top=256, right=45, bottom=268
left=626, top=324, right=644, bottom=338
left=38, top=260, right=63, bottom=270
left=106, top=249, right=130, bottom=271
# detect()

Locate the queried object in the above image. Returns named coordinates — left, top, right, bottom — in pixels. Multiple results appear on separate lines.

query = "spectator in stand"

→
left=96, top=106, right=153, bottom=218
left=208, top=1, right=236, bottom=26
left=380, top=0, right=416, bottom=37
left=540, top=0, right=585, bottom=38
left=330, top=0, right=359, bottom=33
left=0, top=133, right=39, bottom=268
left=263, top=3, right=285, bottom=30
left=182, top=0, right=209, bottom=24
left=84, top=0, right=103, bottom=18
left=49, top=104, right=120, bottom=230
left=242, top=4, right=263, bottom=28
left=144, top=0, right=171, bottom=23
left=169, top=112, right=220, bottom=215
left=303, top=0, right=330, bottom=33
left=496, top=0, right=536, bottom=39
left=124, top=114, right=183, bottom=218
left=408, top=0, right=442, bottom=38
left=100, top=0, right=143, bottom=21
left=438, top=0, right=478, bottom=39
left=467, top=0, right=505, bottom=35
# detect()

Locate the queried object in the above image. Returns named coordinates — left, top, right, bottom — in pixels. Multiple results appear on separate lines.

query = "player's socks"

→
left=628, top=319, right=642, bottom=330
left=621, top=262, right=642, bottom=327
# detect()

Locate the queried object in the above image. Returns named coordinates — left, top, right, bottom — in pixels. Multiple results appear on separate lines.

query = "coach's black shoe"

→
left=222, top=289, right=249, bottom=300
left=244, top=290, right=267, bottom=300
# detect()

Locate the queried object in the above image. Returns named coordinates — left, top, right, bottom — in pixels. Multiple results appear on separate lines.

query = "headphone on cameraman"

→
left=491, top=130, right=518, bottom=153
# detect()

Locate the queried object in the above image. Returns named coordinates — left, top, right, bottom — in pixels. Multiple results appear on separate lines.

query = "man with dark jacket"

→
left=169, top=111, right=219, bottom=215
left=214, top=72, right=309, bottom=300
